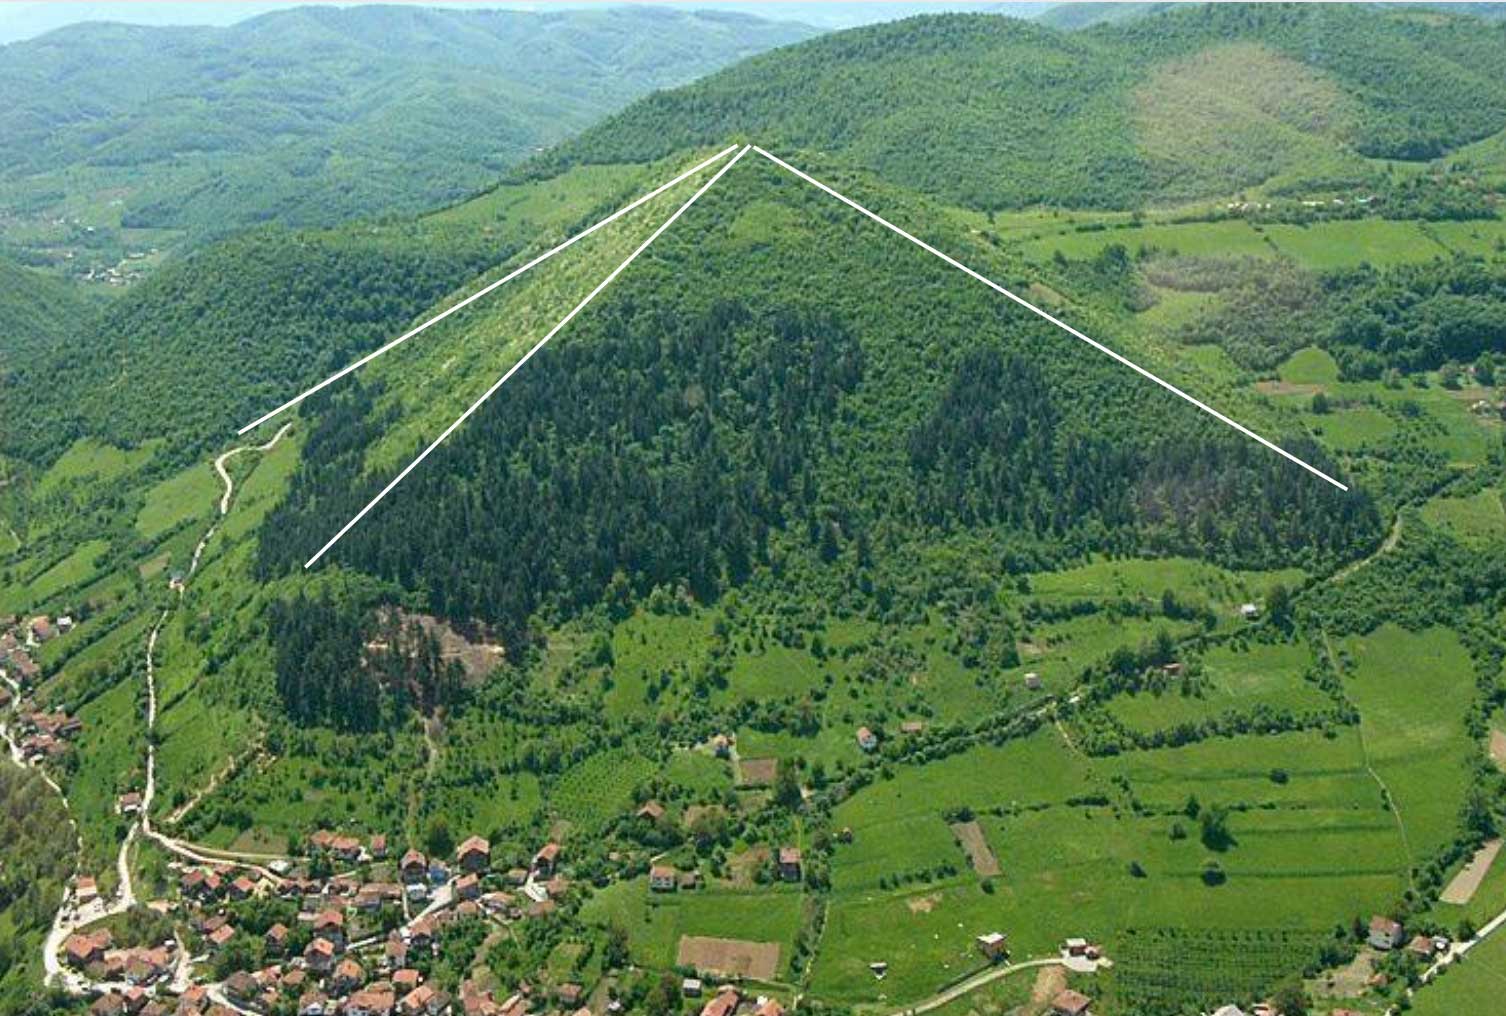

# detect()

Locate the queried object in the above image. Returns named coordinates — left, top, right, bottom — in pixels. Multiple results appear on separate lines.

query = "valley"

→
left=2, top=5, right=1506, bottom=1016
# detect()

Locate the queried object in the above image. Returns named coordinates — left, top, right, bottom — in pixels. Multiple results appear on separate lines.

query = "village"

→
left=0, top=613, right=84, bottom=761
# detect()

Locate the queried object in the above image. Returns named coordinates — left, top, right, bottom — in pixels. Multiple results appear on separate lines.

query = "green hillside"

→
left=3, top=7, right=1506, bottom=1016
left=0, top=5, right=815, bottom=271
left=533, top=4, right=1506, bottom=209
left=0, top=254, right=93, bottom=364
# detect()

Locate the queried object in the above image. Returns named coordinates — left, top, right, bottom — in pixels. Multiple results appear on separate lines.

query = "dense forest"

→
left=0, top=225, right=502, bottom=470
left=257, top=162, right=1377, bottom=680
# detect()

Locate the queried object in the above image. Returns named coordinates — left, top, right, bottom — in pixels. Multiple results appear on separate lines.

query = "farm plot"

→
left=951, top=820, right=1001, bottom=877
left=676, top=936, right=782, bottom=980
left=815, top=727, right=1405, bottom=1006
left=578, top=879, right=803, bottom=971
left=1102, top=926, right=1334, bottom=1015
left=551, top=748, right=657, bottom=832
left=1341, top=625, right=1478, bottom=858
left=1440, top=839, right=1502, bottom=905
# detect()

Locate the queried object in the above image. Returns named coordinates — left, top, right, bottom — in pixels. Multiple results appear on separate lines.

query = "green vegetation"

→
left=536, top=5, right=1506, bottom=210
left=0, top=6, right=814, bottom=270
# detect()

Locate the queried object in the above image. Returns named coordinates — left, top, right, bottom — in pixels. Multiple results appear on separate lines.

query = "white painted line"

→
left=754, top=146, right=1349, bottom=492
left=305, top=145, right=754, bottom=568
left=237, top=144, right=741, bottom=436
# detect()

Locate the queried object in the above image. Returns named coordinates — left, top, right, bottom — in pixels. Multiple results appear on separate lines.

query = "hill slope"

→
left=532, top=4, right=1506, bottom=209
left=0, top=4, right=815, bottom=267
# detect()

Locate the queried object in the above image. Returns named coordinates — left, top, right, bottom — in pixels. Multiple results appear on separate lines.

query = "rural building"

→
left=264, top=924, right=288, bottom=952
left=1063, top=937, right=1089, bottom=957
left=637, top=800, right=666, bottom=821
left=1369, top=915, right=1405, bottom=951
left=117, top=792, right=142, bottom=814
left=298, top=989, right=330, bottom=1016
left=369, top=834, right=388, bottom=858
left=1025, top=672, right=1042, bottom=690
left=856, top=726, right=878, bottom=751
left=682, top=978, right=703, bottom=997
left=1240, top=603, right=1260, bottom=621
left=700, top=988, right=740, bottom=1016
left=1050, top=989, right=1093, bottom=1016
left=975, top=931, right=1007, bottom=961
left=649, top=865, right=678, bottom=892
left=753, top=1001, right=784, bottom=1016
left=534, top=842, right=561, bottom=875
left=400, top=849, right=427, bottom=882
left=304, top=935, right=335, bottom=972
left=901, top=721, right=924, bottom=735
left=1211, top=1006, right=1249, bottom=1016
left=312, top=909, right=345, bottom=949
left=455, top=873, right=481, bottom=900
left=1407, top=934, right=1435, bottom=958
left=206, top=924, right=235, bottom=949
left=457, top=835, right=490, bottom=873
left=778, top=846, right=802, bottom=881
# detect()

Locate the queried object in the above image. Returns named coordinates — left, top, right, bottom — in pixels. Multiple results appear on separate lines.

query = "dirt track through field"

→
left=1441, top=838, right=1502, bottom=904
left=951, top=820, right=1001, bottom=877
left=677, top=935, right=781, bottom=980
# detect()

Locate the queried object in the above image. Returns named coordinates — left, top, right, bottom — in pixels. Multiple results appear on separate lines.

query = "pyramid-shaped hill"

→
left=257, top=151, right=1378, bottom=646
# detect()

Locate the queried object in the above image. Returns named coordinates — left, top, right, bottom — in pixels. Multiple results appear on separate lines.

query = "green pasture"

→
left=1261, top=220, right=1450, bottom=269
left=1341, top=625, right=1477, bottom=859
left=579, top=878, right=804, bottom=972
left=135, top=461, right=219, bottom=541
left=1420, top=489, right=1506, bottom=548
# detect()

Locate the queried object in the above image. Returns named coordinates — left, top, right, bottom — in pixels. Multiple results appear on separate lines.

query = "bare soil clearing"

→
left=677, top=935, right=781, bottom=980
left=1441, top=839, right=1503, bottom=904
left=737, top=756, right=778, bottom=787
left=951, top=820, right=1002, bottom=877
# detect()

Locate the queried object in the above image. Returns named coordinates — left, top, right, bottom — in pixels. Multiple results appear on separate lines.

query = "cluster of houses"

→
left=63, top=927, right=177, bottom=986
left=80, top=832, right=577, bottom=1016
left=1367, top=915, right=1449, bottom=960
left=9, top=704, right=83, bottom=760
left=1, top=613, right=72, bottom=687
left=691, top=984, right=782, bottom=1016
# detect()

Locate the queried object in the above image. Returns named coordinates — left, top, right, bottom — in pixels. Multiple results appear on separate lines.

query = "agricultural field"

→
left=1108, top=637, right=1333, bottom=733
left=1339, top=625, right=1479, bottom=859
left=1419, top=489, right=1506, bottom=548
left=579, top=878, right=805, bottom=973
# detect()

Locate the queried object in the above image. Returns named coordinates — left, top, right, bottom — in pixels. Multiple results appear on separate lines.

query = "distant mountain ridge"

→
left=530, top=3, right=1506, bottom=210
left=0, top=4, right=816, bottom=258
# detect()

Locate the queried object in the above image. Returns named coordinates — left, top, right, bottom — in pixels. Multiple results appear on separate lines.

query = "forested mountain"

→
left=532, top=4, right=1506, bottom=209
left=0, top=4, right=815, bottom=265
left=0, top=255, right=93, bottom=368
left=255, top=155, right=1377, bottom=664
left=4, top=8, right=1506, bottom=1016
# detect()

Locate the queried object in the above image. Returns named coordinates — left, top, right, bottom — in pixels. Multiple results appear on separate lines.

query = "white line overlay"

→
left=753, top=146, right=1348, bottom=492
left=304, top=145, right=754, bottom=568
left=238, top=144, right=740, bottom=436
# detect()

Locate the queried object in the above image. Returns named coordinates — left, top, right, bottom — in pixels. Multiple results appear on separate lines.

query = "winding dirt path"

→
left=40, top=423, right=296, bottom=992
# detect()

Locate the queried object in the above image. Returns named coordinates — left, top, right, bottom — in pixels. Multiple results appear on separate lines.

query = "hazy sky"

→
left=0, top=0, right=1052, bottom=44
